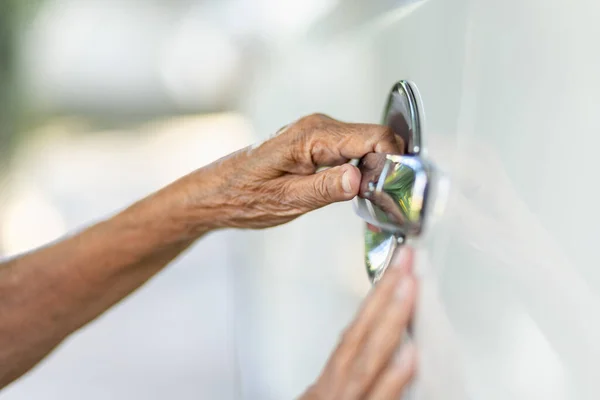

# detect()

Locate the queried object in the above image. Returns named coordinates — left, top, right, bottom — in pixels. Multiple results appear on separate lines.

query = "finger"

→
left=277, top=114, right=404, bottom=171
left=367, top=341, right=417, bottom=400
left=319, top=248, right=414, bottom=393
left=282, top=164, right=361, bottom=210
left=347, top=248, right=414, bottom=348
left=342, top=274, right=417, bottom=399
left=336, top=248, right=414, bottom=354
left=309, top=122, right=405, bottom=167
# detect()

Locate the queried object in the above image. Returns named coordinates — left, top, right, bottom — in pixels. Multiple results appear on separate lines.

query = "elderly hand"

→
left=0, top=113, right=404, bottom=390
left=177, top=113, right=403, bottom=231
left=301, top=247, right=418, bottom=400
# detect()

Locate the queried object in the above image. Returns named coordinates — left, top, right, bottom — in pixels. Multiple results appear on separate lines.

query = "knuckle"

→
left=313, top=174, right=333, bottom=200
left=380, top=125, right=395, bottom=138
left=311, top=139, right=330, bottom=161
left=304, top=113, right=331, bottom=123
left=299, top=113, right=335, bottom=132
left=295, top=115, right=343, bottom=163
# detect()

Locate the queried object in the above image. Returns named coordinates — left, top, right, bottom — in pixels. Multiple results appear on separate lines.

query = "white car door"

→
left=237, top=0, right=600, bottom=399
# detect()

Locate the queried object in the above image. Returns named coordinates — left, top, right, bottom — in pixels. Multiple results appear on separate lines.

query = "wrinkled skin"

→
left=0, top=114, right=415, bottom=398
left=185, top=113, right=405, bottom=230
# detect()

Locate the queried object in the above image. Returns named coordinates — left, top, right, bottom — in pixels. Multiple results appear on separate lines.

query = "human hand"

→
left=179, top=113, right=403, bottom=230
left=300, top=247, right=417, bottom=400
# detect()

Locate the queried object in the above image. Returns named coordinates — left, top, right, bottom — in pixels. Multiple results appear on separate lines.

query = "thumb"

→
left=285, top=164, right=361, bottom=210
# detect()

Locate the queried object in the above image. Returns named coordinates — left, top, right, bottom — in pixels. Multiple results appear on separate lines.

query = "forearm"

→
left=0, top=170, right=221, bottom=388
left=0, top=113, right=404, bottom=391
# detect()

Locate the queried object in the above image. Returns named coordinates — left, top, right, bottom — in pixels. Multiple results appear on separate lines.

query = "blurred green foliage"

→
left=0, top=0, right=17, bottom=163
left=0, top=0, right=42, bottom=164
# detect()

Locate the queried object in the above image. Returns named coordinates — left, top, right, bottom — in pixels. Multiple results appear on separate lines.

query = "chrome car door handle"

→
left=354, top=80, right=445, bottom=283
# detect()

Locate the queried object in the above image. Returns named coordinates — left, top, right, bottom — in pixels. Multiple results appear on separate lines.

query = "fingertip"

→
left=340, top=164, right=361, bottom=197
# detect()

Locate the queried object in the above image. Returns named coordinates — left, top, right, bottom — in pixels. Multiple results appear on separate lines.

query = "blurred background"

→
left=4, top=1, right=600, bottom=399
left=0, top=0, right=401, bottom=399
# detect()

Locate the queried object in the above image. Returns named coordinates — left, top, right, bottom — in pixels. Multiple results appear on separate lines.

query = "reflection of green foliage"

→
left=383, top=164, right=418, bottom=221
left=364, top=228, right=388, bottom=273
left=365, top=228, right=389, bottom=253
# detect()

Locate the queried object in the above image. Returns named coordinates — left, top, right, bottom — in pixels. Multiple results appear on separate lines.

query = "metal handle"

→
left=382, top=80, right=423, bottom=156
left=354, top=80, right=437, bottom=283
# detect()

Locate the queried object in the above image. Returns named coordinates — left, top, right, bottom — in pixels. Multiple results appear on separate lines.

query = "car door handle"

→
left=354, top=80, right=446, bottom=283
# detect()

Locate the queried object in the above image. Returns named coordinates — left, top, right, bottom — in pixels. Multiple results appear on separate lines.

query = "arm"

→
left=0, top=114, right=403, bottom=388
left=0, top=205, right=193, bottom=386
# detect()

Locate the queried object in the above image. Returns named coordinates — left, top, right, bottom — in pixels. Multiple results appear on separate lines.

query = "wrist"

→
left=156, top=164, right=241, bottom=238
left=177, top=150, right=262, bottom=232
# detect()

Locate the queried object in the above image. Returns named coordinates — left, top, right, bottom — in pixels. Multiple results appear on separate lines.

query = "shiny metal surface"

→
left=235, top=0, right=600, bottom=397
left=355, top=81, right=437, bottom=283
left=357, top=154, right=432, bottom=235
left=382, top=80, right=423, bottom=155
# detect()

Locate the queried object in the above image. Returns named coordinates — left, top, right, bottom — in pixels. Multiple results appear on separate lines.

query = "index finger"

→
left=271, top=114, right=405, bottom=174
left=311, top=120, right=405, bottom=166
left=320, top=248, right=414, bottom=384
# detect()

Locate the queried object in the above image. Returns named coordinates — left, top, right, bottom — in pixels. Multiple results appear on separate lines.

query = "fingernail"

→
left=342, top=169, right=353, bottom=194
left=390, top=247, right=413, bottom=271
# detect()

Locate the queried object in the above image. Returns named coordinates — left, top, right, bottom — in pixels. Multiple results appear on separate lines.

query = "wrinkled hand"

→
left=301, top=248, right=417, bottom=400
left=186, top=114, right=403, bottom=230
